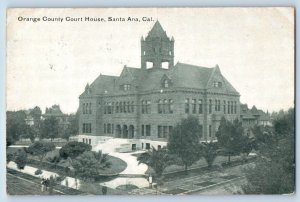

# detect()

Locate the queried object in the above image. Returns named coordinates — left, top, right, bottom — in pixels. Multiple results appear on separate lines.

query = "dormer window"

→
left=163, top=80, right=169, bottom=88
left=122, top=84, right=131, bottom=91
left=213, top=81, right=222, bottom=88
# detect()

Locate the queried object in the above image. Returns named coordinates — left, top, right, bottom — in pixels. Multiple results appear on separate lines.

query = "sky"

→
left=6, top=8, right=294, bottom=114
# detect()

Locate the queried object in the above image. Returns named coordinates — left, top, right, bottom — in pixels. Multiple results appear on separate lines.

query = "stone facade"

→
left=78, top=21, right=241, bottom=146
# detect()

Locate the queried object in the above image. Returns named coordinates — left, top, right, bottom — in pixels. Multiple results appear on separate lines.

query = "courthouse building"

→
left=78, top=21, right=241, bottom=149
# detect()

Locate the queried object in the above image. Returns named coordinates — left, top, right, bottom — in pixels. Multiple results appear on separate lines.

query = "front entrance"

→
left=132, top=144, right=136, bottom=151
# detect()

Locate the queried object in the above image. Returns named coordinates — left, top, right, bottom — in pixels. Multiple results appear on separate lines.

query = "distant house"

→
left=42, top=105, right=70, bottom=129
left=240, top=104, right=272, bottom=135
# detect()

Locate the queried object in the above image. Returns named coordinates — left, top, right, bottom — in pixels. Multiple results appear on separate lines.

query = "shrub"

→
left=15, top=149, right=27, bottom=169
left=35, top=169, right=43, bottom=175
left=59, top=141, right=92, bottom=159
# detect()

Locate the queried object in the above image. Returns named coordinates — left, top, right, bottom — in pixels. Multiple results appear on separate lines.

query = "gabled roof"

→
left=80, top=74, right=117, bottom=97
left=80, top=63, right=239, bottom=96
left=146, top=21, right=168, bottom=39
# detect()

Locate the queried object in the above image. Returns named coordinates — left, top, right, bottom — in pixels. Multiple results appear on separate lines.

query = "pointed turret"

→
left=141, top=21, right=174, bottom=70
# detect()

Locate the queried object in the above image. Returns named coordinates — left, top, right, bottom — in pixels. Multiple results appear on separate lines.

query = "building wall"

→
left=79, top=89, right=240, bottom=142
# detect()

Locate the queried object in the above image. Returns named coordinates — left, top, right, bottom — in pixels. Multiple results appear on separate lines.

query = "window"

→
left=192, top=99, right=196, bottom=114
left=83, top=103, right=85, bottom=114
left=163, top=99, right=168, bottom=114
left=209, top=99, right=212, bottom=114
left=228, top=101, right=230, bottom=114
left=116, top=102, right=119, bottom=113
left=83, top=123, right=92, bottom=133
left=146, top=143, right=150, bottom=150
left=141, top=125, right=145, bottom=136
left=120, top=102, right=123, bottom=113
left=223, top=100, right=226, bottom=114
left=89, top=103, right=92, bottom=114
left=104, top=124, right=107, bottom=133
left=215, top=100, right=218, bottom=111
left=107, top=123, right=111, bottom=134
left=169, top=99, right=174, bottom=114
left=131, top=101, right=134, bottom=112
left=141, top=100, right=145, bottom=114
left=198, top=99, right=203, bottom=114
left=234, top=101, right=237, bottom=114
left=209, top=125, right=212, bottom=137
left=146, top=125, right=151, bottom=136
left=127, top=101, right=130, bottom=113
left=89, top=139, right=91, bottom=145
left=146, top=100, right=151, bottom=114
left=158, top=100, right=163, bottom=114
left=163, top=80, right=169, bottom=88
left=213, top=81, right=222, bottom=88
left=123, top=101, right=127, bottom=113
left=123, top=84, right=131, bottom=91
left=199, top=125, right=203, bottom=138
left=163, top=126, right=168, bottom=138
left=158, top=125, right=162, bottom=138
left=231, top=101, right=234, bottom=114
left=185, top=98, right=190, bottom=114
left=82, top=138, right=85, bottom=143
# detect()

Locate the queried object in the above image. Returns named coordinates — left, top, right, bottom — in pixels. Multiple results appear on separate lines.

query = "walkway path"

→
left=93, top=138, right=149, bottom=189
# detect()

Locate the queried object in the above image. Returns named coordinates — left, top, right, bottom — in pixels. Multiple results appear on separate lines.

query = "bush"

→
left=59, top=141, right=92, bottom=159
left=7, top=153, right=14, bottom=164
left=34, top=169, right=43, bottom=175
left=15, top=149, right=27, bottom=169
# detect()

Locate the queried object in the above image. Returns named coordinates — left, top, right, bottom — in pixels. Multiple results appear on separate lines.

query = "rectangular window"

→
left=228, top=101, right=230, bottom=114
left=141, top=125, right=145, bottom=136
left=234, top=101, right=237, bottom=114
left=215, top=100, right=218, bottom=111
left=192, top=99, right=196, bottom=114
left=131, top=101, right=134, bottom=113
left=127, top=101, right=130, bottom=113
left=185, top=98, right=190, bottom=114
left=218, top=100, right=221, bottom=111
left=198, top=99, right=203, bottom=114
left=209, top=125, right=212, bottom=137
left=209, top=100, right=212, bottom=114
left=158, top=100, right=163, bottom=114
left=163, top=126, right=168, bottom=138
left=123, top=101, right=127, bottom=113
left=163, top=99, right=168, bottom=114
left=223, top=100, right=226, bottom=114
left=146, top=125, right=151, bottom=136
left=169, top=99, right=174, bottom=114
left=146, top=100, right=151, bottom=114
left=199, top=125, right=203, bottom=138
left=82, top=123, right=85, bottom=133
left=120, top=102, right=123, bottom=113
left=104, top=124, right=106, bottom=134
left=158, top=125, right=162, bottom=138
left=107, top=123, right=111, bottom=134
left=89, top=103, right=92, bottom=114
left=116, top=102, right=119, bottom=113
left=83, top=103, right=85, bottom=114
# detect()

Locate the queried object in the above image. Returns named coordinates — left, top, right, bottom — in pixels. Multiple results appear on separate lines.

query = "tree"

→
left=216, top=117, right=245, bottom=163
left=59, top=141, right=92, bottom=159
left=15, top=149, right=28, bottom=169
left=201, top=141, right=219, bottom=169
left=6, top=110, right=27, bottom=146
left=137, top=147, right=174, bottom=178
left=243, top=108, right=295, bottom=194
left=72, top=151, right=111, bottom=181
left=27, top=141, right=56, bottom=168
left=168, top=116, right=202, bottom=172
left=41, top=116, right=59, bottom=140
left=21, top=124, right=35, bottom=143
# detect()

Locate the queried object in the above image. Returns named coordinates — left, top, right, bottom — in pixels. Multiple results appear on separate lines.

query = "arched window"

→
left=169, top=99, right=174, bottom=114
left=158, top=99, right=163, bottom=114
left=163, top=99, right=168, bottom=113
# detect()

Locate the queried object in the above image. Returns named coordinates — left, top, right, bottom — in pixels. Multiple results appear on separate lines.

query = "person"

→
left=41, top=178, right=45, bottom=192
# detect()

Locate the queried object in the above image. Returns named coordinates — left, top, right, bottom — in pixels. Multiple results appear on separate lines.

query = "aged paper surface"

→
left=6, top=8, right=294, bottom=195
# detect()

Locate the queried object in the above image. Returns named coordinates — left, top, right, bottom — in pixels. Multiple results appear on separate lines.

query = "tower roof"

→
left=146, top=21, right=168, bottom=39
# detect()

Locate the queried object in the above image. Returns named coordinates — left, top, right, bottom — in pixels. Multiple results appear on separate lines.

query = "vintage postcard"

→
left=6, top=8, right=295, bottom=195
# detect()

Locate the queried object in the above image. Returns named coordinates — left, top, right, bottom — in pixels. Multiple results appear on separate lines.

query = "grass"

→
left=7, top=168, right=85, bottom=195
left=7, top=147, right=127, bottom=176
